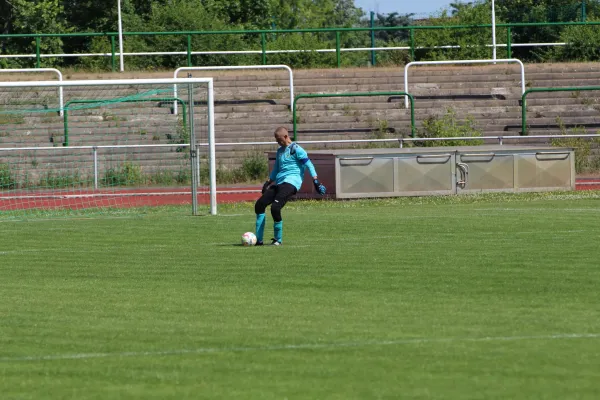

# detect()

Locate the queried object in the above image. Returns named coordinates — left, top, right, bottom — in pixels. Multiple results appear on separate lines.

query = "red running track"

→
left=0, top=180, right=598, bottom=210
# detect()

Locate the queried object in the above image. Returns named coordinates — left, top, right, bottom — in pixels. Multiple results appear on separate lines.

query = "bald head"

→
left=274, top=126, right=292, bottom=147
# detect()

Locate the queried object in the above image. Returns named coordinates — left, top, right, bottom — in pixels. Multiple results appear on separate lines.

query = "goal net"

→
left=0, top=77, right=216, bottom=218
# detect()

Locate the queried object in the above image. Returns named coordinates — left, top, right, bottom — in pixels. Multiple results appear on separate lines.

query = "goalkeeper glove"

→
left=261, top=180, right=271, bottom=194
left=313, top=179, right=326, bottom=196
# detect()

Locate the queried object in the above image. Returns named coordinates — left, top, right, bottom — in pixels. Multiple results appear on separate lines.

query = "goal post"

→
left=0, top=77, right=216, bottom=217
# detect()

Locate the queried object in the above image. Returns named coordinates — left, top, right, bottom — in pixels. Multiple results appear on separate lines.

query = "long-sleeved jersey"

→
left=269, top=142, right=317, bottom=190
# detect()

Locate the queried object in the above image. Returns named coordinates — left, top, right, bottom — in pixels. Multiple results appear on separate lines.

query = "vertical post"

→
left=506, top=27, right=512, bottom=59
left=521, top=92, right=528, bottom=136
left=188, top=82, right=198, bottom=215
left=35, top=37, right=41, bottom=68
left=335, top=31, right=341, bottom=68
left=208, top=80, right=217, bottom=215
left=93, top=147, right=99, bottom=189
left=187, top=35, right=192, bottom=67
left=582, top=0, right=587, bottom=22
left=261, top=32, right=267, bottom=65
left=292, top=97, right=298, bottom=141
left=117, top=0, right=125, bottom=72
left=370, top=12, right=376, bottom=67
left=409, top=28, right=415, bottom=61
left=408, top=94, right=415, bottom=138
left=111, top=36, right=116, bottom=72
left=491, top=0, right=497, bottom=61
left=62, top=107, right=69, bottom=147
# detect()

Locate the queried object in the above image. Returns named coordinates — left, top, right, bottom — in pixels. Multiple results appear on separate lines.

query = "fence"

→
left=1, top=22, right=600, bottom=71
left=292, top=92, right=416, bottom=141
left=403, top=59, right=526, bottom=109
left=172, top=65, right=294, bottom=115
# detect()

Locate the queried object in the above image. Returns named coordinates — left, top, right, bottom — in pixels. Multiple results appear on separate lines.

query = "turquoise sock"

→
left=274, top=221, right=283, bottom=243
left=255, top=213, right=266, bottom=242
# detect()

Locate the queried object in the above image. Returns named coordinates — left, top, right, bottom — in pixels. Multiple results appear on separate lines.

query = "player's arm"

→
left=262, top=151, right=279, bottom=193
left=295, top=146, right=326, bottom=195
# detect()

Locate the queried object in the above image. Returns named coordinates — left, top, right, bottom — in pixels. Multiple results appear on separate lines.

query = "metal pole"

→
left=492, top=0, right=497, bottom=61
left=370, top=12, right=376, bottom=66
left=188, top=82, right=198, bottom=215
left=335, top=31, right=341, bottom=68
left=117, top=0, right=125, bottom=72
left=93, top=147, right=98, bottom=189
left=207, top=80, right=217, bottom=215
left=35, top=37, right=41, bottom=68
left=582, top=0, right=587, bottom=22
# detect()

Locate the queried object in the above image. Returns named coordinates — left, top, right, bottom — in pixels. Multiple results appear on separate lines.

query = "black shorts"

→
left=260, top=182, right=297, bottom=208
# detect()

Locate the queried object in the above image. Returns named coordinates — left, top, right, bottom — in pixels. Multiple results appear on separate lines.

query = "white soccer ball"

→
left=241, top=232, right=257, bottom=246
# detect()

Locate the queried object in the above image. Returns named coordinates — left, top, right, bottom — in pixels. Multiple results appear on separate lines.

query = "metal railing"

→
left=403, top=59, right=526, bottom=108
left=195, top=134, right=599, bottom=149
left=1, top=21, right=600, bottom=71
left=63, top=98, right=187, bottom=147
left=172, top=65, right=294, bottom=115
left=292, top=92, right=416, bottom=141
left=522, top=86, right=600, bottom=135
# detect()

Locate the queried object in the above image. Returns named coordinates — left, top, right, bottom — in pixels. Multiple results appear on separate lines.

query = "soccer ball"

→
left=241, top=232, right=257, bottom=246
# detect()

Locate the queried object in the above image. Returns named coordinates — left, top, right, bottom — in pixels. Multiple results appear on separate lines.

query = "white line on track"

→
left=1, top=333, right=598, bottom=363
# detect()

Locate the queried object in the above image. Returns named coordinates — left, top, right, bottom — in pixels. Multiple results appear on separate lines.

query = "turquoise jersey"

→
left=269, top=143, right=317, bottom=190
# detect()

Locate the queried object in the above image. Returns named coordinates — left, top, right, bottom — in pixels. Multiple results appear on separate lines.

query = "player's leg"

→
left=270, top=183, right=297, bottom=245
left=254, top=186, right=276, bottom=245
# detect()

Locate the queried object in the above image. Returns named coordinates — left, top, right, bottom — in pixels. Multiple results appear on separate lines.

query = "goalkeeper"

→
left=254, top=126, right=326, bottom=246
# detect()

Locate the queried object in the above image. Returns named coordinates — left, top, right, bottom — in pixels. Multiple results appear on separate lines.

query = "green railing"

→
left=521, top=87, right=600, bottom=135
left=63, top=98, right=187, bottom=147
left=2, top=21, right=600, bottom=70
left=292, top=92, right=415, bottom=141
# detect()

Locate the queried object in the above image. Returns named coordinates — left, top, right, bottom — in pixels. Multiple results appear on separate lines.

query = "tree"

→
left=373, top=12, right=414, bottom=42
left=0, top=0, right=70, bottom=67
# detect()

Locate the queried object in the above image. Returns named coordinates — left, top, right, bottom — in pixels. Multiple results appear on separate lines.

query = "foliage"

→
left=551, top=118, right=600, bottom=173
left=414, top=4, right=494, bottom=61
left=102, top=161, right=144, bottom=186
left=550, top=19, right=600, bottom=61
left=417, top=107, right=484, bottom=147
left=3, top=0, right=600, bottom=68
left=0, top=163, right=16, bottom=190
left=39, top=170, right=85, bottom=188
left=240, top=152, right=269, bottom=181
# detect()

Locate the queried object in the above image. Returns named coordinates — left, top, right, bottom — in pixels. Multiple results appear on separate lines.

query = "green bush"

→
left=240, top=152, right=268, bottom=181
left=551, top=21, right=600, bottom=61
left=39, top=170, right=85, bottom=189
left=102, top=162, right=144, bottom=187
left=416, top=107, right=484, bottom=147
left=551, top=118, right=600, bottom=173
left=0, top=163, right=16, bottom=190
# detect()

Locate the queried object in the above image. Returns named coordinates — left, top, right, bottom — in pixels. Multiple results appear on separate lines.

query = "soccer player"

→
left=254, top=126, right=326, bottom=246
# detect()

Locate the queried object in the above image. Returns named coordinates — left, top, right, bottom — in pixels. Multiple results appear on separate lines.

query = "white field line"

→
left=473, top=208, right=600, bottom=213
left=1, top=333, right=598, bottom=363
left=0, top=189, right=260, bottom=201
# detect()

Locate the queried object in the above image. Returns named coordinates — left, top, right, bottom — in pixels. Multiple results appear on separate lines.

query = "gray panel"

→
left=459, top=154, right=514, bottom=190
left=396, top=154, right=453, bottom=192
left=516, top=152, right=572, bottom=189
left=338, top=157, right=394, bottom=194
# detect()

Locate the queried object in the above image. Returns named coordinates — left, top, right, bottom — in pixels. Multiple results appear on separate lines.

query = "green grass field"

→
left=1, top=192, right=600, bottom=399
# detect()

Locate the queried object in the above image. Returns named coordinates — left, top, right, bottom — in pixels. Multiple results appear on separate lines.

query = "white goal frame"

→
left=0, top=77, right=217, bottom=215
left=0, top=68, right=65, bottom=116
